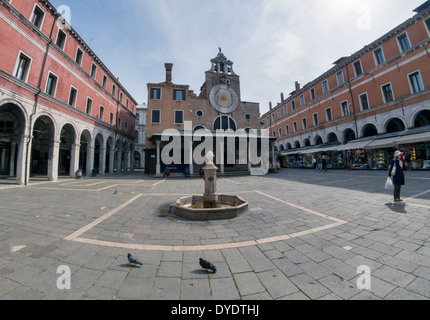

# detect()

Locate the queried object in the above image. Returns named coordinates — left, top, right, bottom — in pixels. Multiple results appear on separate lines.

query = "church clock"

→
left=209, top=84, right=239, bottom=114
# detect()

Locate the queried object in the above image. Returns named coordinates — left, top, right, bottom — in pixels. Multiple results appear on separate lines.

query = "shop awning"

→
left=396, top=132, right=430, bottom=145
left=336, top=140, right=374, bottom=151
left=365, top=136, right=399, bottom=150
left=300, top=145, right=339, bottom=154
left=280, top=150, right=301, bottom=156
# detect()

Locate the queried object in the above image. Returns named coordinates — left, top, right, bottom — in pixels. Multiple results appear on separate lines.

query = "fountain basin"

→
left=174, top=195, right=249, bottom=220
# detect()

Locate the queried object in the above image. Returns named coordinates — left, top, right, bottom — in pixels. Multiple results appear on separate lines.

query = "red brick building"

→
left=0, top=0, right=138, bottom=184
left=262, top=1, right=430, bottom=170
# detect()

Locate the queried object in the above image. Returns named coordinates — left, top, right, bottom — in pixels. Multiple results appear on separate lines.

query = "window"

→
left=374, top=48, right=385, bottom=65
left=112, top=84, right=116, bottom=97
left=213, top=115, right=237, bottom=131
left=119, top=92, right=123, bottom=104
left=325, top=108, right=333, bottom=122
left=322, top=80, right=329, bottom=93
left=85, top=98, right=93, bottom=115
left=425, top=17, right=430, bottom=36
left=310, top=88, right=316, bottom=100
left=271, top=114, right=275, bottom=122
left=99, top=106, right=105, bottom=121
left=68, top=87, right=78, bottom=107
left=245, top=114, right=251, bottom=120
left=284, top=105, right=288, bottom=115
left=173, top=89, right=186, bottom=101
left=45, top=73, right=58, bottom=96
left=313, top=113, right=319, bottom=126
left=337, top=71, right=345, bottom=86
left=102, top=75, right=107, bottom=88
left=353, top=61, right=363, bottom=77
left=382, top=83, right=394, bottom=103
left=196, top=110, right=203, bottom=117
left=30, top=5, right=45, bottom=29
left=302, top=118, right=307, bottom=129
left=291, top=100, right=296, bottom=110
left=341, top=101, right=349, bottom=117
left=273, top=131, right=276, bottom=138
left=136, top=113, right=140, bottom=124
left=277, top=109, right=281, bottom=119
left=110, top=112, right=114, bottom=125
left=91, top=63, right=97, bottom=78
left=150, top=88, right=161, bottom=100
left=118, top=118, right=122, bottom=130
left=124, top=122, right=128, bottom=133
left=14, top=53, right=31, bottom=82
left=278, top=128, right=282, bottom=137
left=126, top=99, right=129, bottom=109
left=174, top=110, right=184, bottom=125
left=152, top=110, right=161, bottom=124
left=408, top=71, right=424, bottom=94
left=56, top=29, right=66, bottom=50
left=359, top=93, right=370, bottom=111
left=397, top=33, right=411, bottom=52
left=75, top=48, right=83, bottom=66
left=293, top=122, right=298, bottom=133
left=300, top=95, right=305, bottom=106
left=285, top=125, right=289, bottom=135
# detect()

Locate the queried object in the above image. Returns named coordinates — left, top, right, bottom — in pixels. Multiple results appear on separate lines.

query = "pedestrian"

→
left=184, top=167, right=190, bottom=177
left=322, top=157, right=327, bottom=172
left=388, top=150, right=405, bottom=202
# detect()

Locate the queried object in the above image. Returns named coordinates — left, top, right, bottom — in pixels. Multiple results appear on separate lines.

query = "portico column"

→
left=125, top=148, right=130, bottom=172
left=87, top=145, right=94, bottom=176
left=188, top=141, right=194, bottom=175
left=48, top=139, right=60, bottom=181
left=116, top=148, right=122, bottom=172
left=156, top=141, right=161, bottom=176
left=9, top=142, right=16, bottom=177
left=109, top=147, right=115, bottom=173
left=99, top=147, right=106, bottom=175
left=218, top=141, right=224, bottom=174
left=70, top=143, right=80, bottom=177
left=17, top=134, right=29, bottom=185
left=130, top=144, right=135, bottom=172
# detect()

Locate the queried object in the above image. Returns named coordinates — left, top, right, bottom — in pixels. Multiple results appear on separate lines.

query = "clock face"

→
left=209, top=84, right=239, bottom=114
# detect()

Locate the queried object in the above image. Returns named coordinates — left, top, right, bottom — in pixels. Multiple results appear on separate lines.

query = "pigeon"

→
left=113, top=190, right=118, bottom=194
left=199, top=258, right=217, bottom=273
left=127, top=253, right=143, bottom=266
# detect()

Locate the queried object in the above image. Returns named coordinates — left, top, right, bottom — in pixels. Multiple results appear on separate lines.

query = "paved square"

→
left=0, top=169, right=429, bottom=300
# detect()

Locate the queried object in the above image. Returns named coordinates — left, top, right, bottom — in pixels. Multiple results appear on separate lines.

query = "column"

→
left=9, top=142, right=16, bottom=177
left=125, top=148, right=130, bottom=172
left=48, top=139, right=60, bottom=181
left=99, top=147, right=106, bottom=176
left=116, top=148, right=122, bottom=172
left=87, top=144, right=94, bottom=176
left=218, top=141, right=224, bottom=174
left=130, top=144, right=135, bottom=172
left=188, top=141, right=194, bottom=175
left=156, top=141, right=161, bottom=176
left=109, top=147, right=115, bottom=173
left=70, top=143, right=80, bottom=177
left=17, top=134, right=29, bottom=185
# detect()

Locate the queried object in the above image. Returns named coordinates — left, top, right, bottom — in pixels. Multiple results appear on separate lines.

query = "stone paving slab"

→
left=0, top=169, right=429, bottom=300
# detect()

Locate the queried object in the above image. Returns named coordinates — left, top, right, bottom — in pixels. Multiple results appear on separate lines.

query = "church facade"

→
left=145, top=50, right=266, bottom=176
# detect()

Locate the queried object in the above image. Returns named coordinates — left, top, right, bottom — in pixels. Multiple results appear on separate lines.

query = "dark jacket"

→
left=389, top=159, right=405, bottom=186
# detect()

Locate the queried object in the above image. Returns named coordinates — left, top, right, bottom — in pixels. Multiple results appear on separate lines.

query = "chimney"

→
left=269, top=101, right=273, bottom=110
left=165, top=63, right=173, bottom=84
left=295, top=81, right=301, bottom=92
left=280, top=92, right=285, bottom=102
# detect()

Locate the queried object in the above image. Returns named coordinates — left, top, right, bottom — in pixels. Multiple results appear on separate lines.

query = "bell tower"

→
left=203, top=48, right=241, bottom=101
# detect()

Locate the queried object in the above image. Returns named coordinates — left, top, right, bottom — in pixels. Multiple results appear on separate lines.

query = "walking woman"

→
left=388, top=150, right=405, bottom=202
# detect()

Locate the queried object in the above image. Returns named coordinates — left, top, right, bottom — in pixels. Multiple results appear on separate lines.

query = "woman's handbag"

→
left=385, top=177, right=394, bottom=190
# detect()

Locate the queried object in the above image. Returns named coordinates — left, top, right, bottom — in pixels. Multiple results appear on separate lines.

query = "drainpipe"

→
left=24, top=13, right=60, bottom=185
left=345, top=65, right=359, bottom=139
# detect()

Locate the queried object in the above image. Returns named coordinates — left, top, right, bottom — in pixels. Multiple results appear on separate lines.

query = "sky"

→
left=49, top=0, right=425, bottom=115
